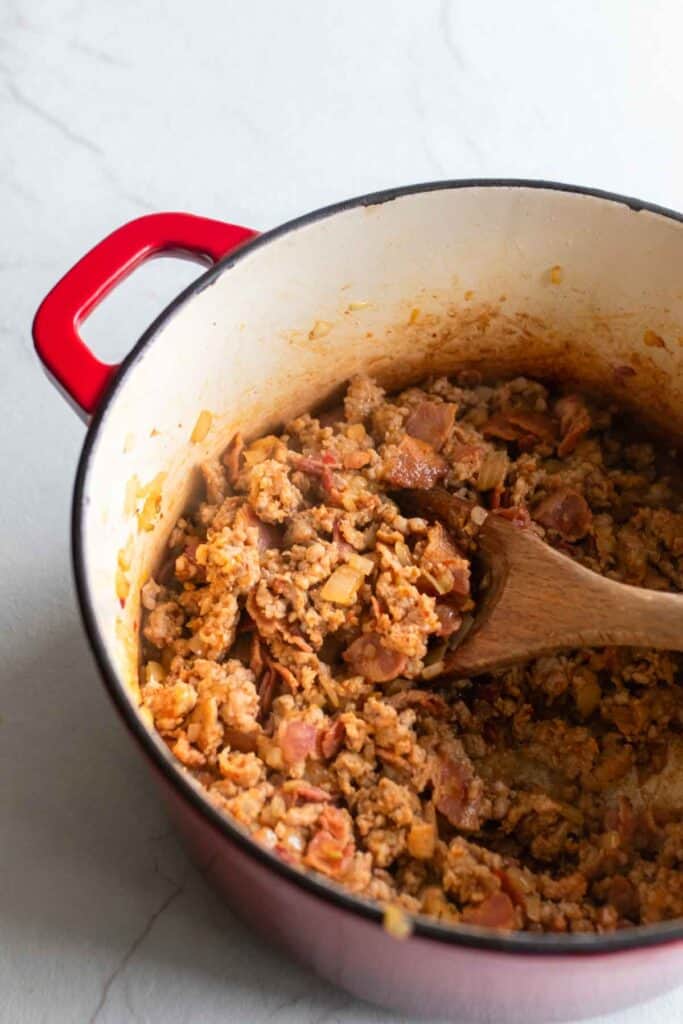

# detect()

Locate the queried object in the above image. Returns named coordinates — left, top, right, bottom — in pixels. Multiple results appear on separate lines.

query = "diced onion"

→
left=347, top=553, right=374, bottom=575
left=407, top=822, right=436, bottom=859
left=383, top=904, right=412, bottom=939
left=421, top=659, right=445, bottom=680
left=191, top=409, right=213, bottom=443
left=320, top=564, right=365, bottom=605
left=309, top=320, right=332, bottom=339
left=243, top=435, right=283, bottom=466
left=471, top=505, right=488, bottom=526
left=477, top=449, right=509, bottom=491
left=136, top=472, right=167, bottom=532
left=145, top=661, right=166, bottom=686
left=115, top=567, right=130, bottom=604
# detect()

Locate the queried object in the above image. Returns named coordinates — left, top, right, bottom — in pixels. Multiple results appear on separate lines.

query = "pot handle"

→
left=33, top=212, right=257, bottom=418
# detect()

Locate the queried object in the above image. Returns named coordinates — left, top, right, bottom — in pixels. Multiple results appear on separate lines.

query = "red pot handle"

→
left=33, top=212, right=257, bottom=418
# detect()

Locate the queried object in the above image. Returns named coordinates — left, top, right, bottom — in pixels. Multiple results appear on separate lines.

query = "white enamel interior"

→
left=79, top=184, right=683, bottom=699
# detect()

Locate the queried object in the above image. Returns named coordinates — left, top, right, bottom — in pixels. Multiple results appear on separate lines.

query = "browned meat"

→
left=504, top=408, right=558, bottom=444
left=555, top=395, right=591, bottom=457
left=140, top=370, right=683, bottom=936
left=434, top=748, right=482, bottom=831
left=483, top=408, right=557, bottom=446
left=383, top=436, right=448, bottom=489
left=320, top=719, right=346, bottom=759
left=405, top=401, right=456, bottom=451
left=462, top=892, right=516, bottom=929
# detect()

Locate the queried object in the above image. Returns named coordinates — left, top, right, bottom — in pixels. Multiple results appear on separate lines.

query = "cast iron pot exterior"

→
left=34, top=181, right=683, bottom=1022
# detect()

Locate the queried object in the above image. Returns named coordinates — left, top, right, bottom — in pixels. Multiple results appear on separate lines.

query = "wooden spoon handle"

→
left=446, top=516, right=683, bottom=677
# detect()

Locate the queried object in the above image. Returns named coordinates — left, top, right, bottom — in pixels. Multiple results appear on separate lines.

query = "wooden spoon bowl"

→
left=407, top=489, right=683, bottom=678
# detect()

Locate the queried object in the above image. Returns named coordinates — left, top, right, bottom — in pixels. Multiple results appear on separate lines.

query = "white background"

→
left=2, top=1, right=683, bottom=1021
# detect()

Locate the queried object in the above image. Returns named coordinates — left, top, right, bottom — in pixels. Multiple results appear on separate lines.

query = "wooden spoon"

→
left=409, top=489, right=683, bottom=678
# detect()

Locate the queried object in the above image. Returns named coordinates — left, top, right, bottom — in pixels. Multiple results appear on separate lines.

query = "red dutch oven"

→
left=34, top=181, right=683, bottom=1022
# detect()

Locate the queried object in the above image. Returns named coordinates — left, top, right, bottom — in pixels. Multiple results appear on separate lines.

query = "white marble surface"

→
left=3, top=1, right=683, bottom=1021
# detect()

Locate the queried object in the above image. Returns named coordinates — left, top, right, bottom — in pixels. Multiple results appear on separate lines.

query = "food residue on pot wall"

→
left=191, top=409, right=214, bottom=444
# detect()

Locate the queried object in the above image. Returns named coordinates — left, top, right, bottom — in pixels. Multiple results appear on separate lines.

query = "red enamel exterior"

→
left=32, top=213, right=256, bottom=415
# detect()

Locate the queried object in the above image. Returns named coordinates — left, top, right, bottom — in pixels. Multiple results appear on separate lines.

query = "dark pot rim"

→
left=72, top=178, right=683, bottom=956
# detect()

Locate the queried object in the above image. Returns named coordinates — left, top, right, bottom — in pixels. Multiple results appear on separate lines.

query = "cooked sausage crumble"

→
left=140, top=372, right=683, bottom=933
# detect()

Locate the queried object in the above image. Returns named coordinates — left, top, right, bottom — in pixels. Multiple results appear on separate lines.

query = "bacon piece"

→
left=294, top=452, right=345, bottom=505
left=270, top=661, right=299, bottom=692
left=343, top=632, right=407, bottom=682
left=555, top=395, right=591, bottom=457
left=462, top=892, right=515, bottom=929
left=434, top=752, right=482, bottom=831
left=383, top=436, right=447, bottom=489
left=304, top=806, right=354, bottom=878
left=534, top=487, right=592, bottom=542
left=483, top=408, right=557, bottom=446
left=282, top=781, right=334, bottom=806
left=492, top=505, right=531, bottom=528
left=405, top=401, right=456, bottom=451
left=420, top=522, right=470, bottom=597
left=222, top=432, right=245, bottom=484
left=240, top=504, right=284, bottom=551
left=292, top=452, right=341, bottom=474
left=505, top=408, right=557, bottom=444
left=482, top=412, right=521, bottom=443
left=321, top=805, right=350, bottom=840
left=280, top=720, right=318, bottom=765
left=320, top=719, right=346, bottom=759
left=434, top=603, right=463, bottom=637
left=258, top=667, right=278, bottom=720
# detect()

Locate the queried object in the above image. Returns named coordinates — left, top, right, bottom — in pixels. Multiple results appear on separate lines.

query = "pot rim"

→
left=72, top=178, right=683, bottom=956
